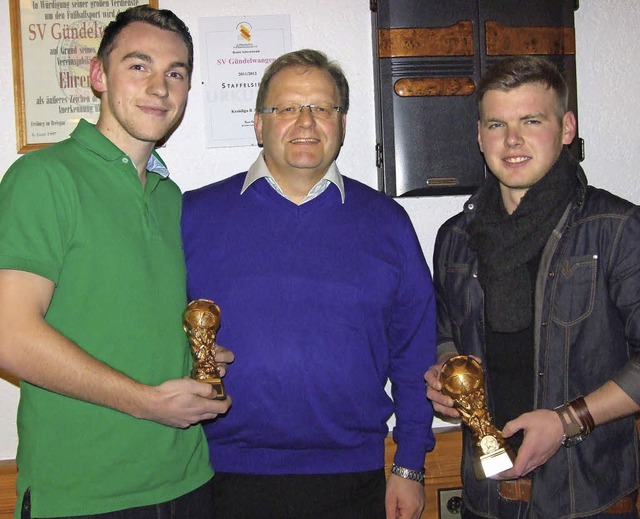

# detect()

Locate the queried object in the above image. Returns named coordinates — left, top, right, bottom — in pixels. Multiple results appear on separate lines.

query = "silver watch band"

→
left=390, top=463, right=425, bottom=485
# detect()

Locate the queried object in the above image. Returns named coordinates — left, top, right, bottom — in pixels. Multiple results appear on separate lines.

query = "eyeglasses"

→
left=257, top=103, right=343, bottom=120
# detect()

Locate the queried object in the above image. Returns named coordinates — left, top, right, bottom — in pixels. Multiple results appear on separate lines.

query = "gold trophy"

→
left=183, top=299, right=227, bottom=400
left=439, top=355, right=514, bottom=478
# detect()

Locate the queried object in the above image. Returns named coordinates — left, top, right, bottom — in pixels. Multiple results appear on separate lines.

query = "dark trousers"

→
left=212, top=470, right=387, bottom=519
left=24, top=479, right=215, bottom=519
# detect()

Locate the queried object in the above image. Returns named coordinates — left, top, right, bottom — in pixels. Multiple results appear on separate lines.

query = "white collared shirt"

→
left=240, top=153, right=345, bottom=204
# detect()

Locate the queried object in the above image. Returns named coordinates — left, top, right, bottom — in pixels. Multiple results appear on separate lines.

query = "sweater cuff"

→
left=392, top=432, right=434, bottom=472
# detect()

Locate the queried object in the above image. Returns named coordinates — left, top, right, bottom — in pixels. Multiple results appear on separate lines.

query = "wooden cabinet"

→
left=371, top=0, right=581, bottom=197
left=386, top=428, right=463, bottom=519
left=0, top=461, right=16, bottom=519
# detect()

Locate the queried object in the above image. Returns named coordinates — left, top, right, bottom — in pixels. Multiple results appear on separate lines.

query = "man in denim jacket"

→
left=425, top=56, right=640, bottom=519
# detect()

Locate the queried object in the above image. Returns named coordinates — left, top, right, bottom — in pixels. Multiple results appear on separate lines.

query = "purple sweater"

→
left=182, top=173, right=436, bottom=474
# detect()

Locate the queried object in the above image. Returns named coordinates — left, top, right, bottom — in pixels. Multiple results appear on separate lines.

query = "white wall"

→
left=1, top=1, right=639, bottom=460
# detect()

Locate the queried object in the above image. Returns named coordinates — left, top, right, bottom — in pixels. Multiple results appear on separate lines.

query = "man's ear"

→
left=90, top=57, right=107, bottom=93
left=477, top=120, right=484, bottom=153
left=561, top=111, right=577, bottom=145
left=254, top=112, right=263, bottom=146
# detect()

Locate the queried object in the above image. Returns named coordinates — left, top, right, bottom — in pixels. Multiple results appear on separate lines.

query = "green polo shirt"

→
left=0, top=120, right=212, bottom=518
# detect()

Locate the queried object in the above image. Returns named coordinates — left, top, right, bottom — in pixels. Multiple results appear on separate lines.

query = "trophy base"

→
left=208, top=378, right=227, bottom=400
left=195, top=376, right=227, bottom=400
left=474, top=448, right=514, bottom=479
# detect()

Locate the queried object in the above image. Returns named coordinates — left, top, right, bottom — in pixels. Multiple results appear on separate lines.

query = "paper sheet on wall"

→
left=199, top=14, right=291, bottom=148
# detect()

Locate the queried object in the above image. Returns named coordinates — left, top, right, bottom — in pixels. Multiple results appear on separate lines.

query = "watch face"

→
left=562, top=434, right=585, bottom=448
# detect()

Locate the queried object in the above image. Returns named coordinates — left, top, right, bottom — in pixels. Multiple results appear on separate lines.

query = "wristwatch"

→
left=390, top=463, right=425, bottom=485
left=557, top=417, right=586, bottom=447
left=554, top=397, right=593, bottom=448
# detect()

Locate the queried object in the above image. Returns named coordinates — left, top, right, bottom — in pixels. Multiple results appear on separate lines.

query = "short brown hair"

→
left=97, top=5, right=193, bottom=79
left=477, top=56, right=569, bottom=119
left=255, top=49, right=349, bottom=113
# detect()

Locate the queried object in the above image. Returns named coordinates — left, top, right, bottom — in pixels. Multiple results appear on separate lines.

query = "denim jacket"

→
left=434, top=165, right=640, bottom=518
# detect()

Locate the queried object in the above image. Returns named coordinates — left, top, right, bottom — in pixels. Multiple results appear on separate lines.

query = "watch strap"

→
left=390, top=463, right=425, bottom=485
left=554, top=396, right=594, bottom=448
left=570, top=396, right=595, bottom=433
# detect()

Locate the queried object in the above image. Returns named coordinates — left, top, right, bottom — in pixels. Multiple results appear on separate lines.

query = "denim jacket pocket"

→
left=550, top=254, right=598, bottom=325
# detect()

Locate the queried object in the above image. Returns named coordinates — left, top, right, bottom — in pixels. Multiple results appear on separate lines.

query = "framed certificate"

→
left=199, top=15, right=291, bottom=148
left=9, top=0, right=157, bottom=153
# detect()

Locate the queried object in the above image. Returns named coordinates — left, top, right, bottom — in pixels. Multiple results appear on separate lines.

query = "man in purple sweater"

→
left=182, top=49, right=436, bottom=519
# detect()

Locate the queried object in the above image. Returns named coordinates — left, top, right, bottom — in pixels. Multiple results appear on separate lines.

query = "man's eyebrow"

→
left=481, top=112, right=550, bottom=123
left=521, top=112, right=548, bottom=121
left=122, top=51, right=153, bottom=63
left=121, top=51, right=188, bottom=71
left=480, top=115, right=505, bottom=124
left=168, top=61, right=189, bottom=71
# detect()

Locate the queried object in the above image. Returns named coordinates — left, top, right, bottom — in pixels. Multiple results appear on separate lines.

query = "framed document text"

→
left=9, top=0, right=157, bottom=153
left=199, top=14, right=291, bottom=148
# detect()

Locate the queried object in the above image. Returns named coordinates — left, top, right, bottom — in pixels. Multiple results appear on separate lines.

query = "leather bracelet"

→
left=569, top=396, right=594, bottom=434
left=390, top=463, right=425, bottom=485
left=554, top=396, right=595, bottom=447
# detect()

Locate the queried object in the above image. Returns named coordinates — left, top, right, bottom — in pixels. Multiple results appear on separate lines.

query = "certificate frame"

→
left=9, top=0, right=157, bottom=153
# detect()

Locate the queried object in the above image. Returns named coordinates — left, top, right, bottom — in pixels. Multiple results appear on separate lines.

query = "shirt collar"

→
left=146, top=153, right=169, bottom=178
left=240, top=153, right=345, bottom=204
left=70, top=119, right=170, bottom=178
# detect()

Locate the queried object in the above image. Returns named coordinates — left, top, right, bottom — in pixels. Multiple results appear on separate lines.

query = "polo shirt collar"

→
left=241, top=152, right=345, bottom=204
left=70, top=119, right=170, bottom=178
left=146, top=154, right=169, bottom=178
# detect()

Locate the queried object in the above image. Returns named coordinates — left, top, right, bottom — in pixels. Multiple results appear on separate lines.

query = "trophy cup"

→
left=183, top=299, right=226, bottom=400
left=439, top=355, right=514, bottom=478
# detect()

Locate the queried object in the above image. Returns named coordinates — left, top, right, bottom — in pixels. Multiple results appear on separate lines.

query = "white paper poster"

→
left=199, top=15, right=291, bottom=148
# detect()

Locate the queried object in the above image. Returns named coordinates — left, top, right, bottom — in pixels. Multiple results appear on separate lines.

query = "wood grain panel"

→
left=385, top=428, right=463, bottom=519
left=485, top=20, right=575, bottom=56
left=0, top=460, right=17, bottom=519
left=378, top=21, right=474, bottom=58
left=394, top=77, right=475, bottom=97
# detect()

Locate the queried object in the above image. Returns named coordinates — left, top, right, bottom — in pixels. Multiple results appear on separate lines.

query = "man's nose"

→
left=147, top=73, right=169, bottom=98
left=505, top=127, right=524, bottom=148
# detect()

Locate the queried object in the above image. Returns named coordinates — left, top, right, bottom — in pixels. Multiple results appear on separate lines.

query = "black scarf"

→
left=468, top=148, right=580, bottom=333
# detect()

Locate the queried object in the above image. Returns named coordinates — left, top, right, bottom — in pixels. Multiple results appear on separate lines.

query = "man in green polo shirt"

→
left=0, top=6, right=232, bottom=519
